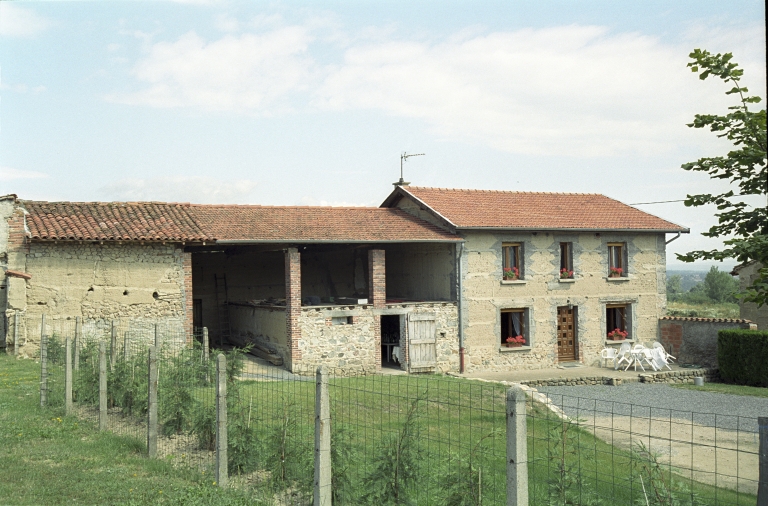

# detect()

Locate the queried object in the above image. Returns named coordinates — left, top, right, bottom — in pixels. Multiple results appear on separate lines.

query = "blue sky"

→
left=1, top=0, right=765, bottom=269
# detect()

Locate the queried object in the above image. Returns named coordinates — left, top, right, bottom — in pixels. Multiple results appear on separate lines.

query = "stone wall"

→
left=6, top=241, right=189, bottom=357
left=658, top=317, right=757, bottom=368
left=296, top=305, right=378, bottom=375
left=459, top=231, right=667, bottom=372
left=512, top=368, right=718, bottom=387
left=292, top=302, right=459, bottom=376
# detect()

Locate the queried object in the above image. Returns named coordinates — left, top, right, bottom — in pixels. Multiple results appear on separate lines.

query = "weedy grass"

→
left=0, top=355, right=259, bottom=505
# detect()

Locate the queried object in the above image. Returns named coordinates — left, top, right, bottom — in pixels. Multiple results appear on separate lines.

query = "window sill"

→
left=558, top=278, right=576, bottom=283
left=605, top=276, right=630, bottom=282
left=499, top=345, right=531, bottom=352
left=500, top=280, right=527, bottom=285
left=604, top=339, right=634, bottom=345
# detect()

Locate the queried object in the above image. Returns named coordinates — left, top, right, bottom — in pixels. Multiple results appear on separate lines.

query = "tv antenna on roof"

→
left=394, top=152, right=425, bottom=186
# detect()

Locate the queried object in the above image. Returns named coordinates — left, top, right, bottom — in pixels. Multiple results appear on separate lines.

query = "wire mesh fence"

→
left=38, top=316, right=766, bottom=505
left=527, top=392, right=760, bottom=506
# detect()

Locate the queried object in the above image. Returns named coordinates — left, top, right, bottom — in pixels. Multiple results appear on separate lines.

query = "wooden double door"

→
left=557, top=306, right=578, bottom=361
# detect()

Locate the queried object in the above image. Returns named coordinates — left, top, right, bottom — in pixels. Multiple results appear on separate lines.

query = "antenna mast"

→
left=394, top=152, right=425, bottom=186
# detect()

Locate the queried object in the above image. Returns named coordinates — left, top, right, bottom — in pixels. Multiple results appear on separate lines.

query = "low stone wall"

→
left=659, top=317, right=756, bottom=368
left=638, top=368, right=719, bottom=384
left=515, top=368, right=718, bottom=387
left=296, top=306, right=378, bottom=375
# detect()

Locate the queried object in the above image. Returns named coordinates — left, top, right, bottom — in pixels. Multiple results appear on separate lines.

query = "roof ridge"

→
left=407, top=186, right=603, bottom=196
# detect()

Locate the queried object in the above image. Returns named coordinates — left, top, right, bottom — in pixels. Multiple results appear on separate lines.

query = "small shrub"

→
left=263, top=399, right=311, bottom=490
left=631, top=441, right=703, bottom=506
left=440, top=431, right=499, bottom=506
left=73, top=341, right=100, bottom=405
left=718, top=329, right=768, bottom=387
left=362, top=396, right=424, bottom=506
left=191, top=402, right=216, bottom=451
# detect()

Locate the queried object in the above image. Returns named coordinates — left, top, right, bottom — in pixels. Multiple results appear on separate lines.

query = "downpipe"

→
left=457, top=242, right=465, bottom=373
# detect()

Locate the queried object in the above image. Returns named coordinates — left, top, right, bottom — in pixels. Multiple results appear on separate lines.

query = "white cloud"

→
left=0, top=167, right=47, bottom=181
left=108, top=27, right=316, bottom=112
left=112, top=21, right=766, bottom=157
left=100, top=176, right=259, bottom=204
left=0, top=3, right=51, bottom=38
left=299, top=196, right=373, bottom=207
left=315, top=24, right=765, bottom=157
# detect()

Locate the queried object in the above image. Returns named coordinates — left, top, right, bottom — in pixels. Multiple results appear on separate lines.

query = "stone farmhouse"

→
left=1, top=186, right=687, bottom=374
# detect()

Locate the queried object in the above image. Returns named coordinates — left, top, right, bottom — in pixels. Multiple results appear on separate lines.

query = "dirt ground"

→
left=577, top=414, right=759, bottom=495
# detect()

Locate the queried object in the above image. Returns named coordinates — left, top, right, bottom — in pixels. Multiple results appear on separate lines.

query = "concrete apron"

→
left=452, top=363, right=690, bottom=385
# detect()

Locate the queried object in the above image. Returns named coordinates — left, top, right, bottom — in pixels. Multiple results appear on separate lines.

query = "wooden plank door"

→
left=557, top=306, right=577, bottom=361
left=407, top=313, right=437, bottom=372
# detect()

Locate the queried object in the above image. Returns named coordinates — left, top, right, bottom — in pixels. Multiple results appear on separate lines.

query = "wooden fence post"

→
left=314, top=366, right=332, bottom=506
left=40, top=315, right=47, bottom=408
left=99, top=341, right=107, bottom=431
left=215, top=353, right=228, bottom=488
left=507, top=386, right=528, bottom=506
left=759, top=417, right=768, bottom=506
left=74, top=316, right=81, bottom=370
left=65, top=336, right=73, bottom=415
left=147, top=346, right=158, bottom=458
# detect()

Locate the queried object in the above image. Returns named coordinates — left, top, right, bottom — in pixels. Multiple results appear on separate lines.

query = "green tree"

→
left=703, top=266, right=739, bottom=303
left=666, top=274, right=683, bottom=299
left=677, top=49, right=767, bottom=307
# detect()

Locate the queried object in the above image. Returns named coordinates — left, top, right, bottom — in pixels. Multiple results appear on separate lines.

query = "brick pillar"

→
left=369, top=249, right=385, bottom=372
left=285, top=248, right=302, bottom=371
left=659, top=320, right=683, bottom=357
left=182, top=251, right=193, bottom=346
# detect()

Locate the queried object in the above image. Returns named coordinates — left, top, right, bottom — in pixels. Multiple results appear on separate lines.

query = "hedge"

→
left=718, top=329, right=768, bottom=387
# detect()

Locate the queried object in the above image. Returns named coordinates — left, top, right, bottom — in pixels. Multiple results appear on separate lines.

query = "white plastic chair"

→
left=615, top=342, right=632, bottom=370
left=642, top=348, right=660, bottom=371
left=653, top=342, right=676, bottom=362
left=600, top=348, right=617, bottom=368
left=651, top=347, right=672, bottom=370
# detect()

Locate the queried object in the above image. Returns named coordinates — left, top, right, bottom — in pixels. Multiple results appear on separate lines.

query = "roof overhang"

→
left=455, top=227, right=690, bottom=234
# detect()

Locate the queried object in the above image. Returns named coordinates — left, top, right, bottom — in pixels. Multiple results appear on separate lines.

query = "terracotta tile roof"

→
left=20, top=200, right=458, bottom=243
left=189, top=205, right=459, bottom=242
left=22, top=201, right=210, bottom=242
left=659, top=316, right=754, bottom=324
left=391, top=187, right=688, bottom=232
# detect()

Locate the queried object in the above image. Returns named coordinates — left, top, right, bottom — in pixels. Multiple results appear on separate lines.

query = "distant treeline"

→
left=667, top=267, right=739, bottom=304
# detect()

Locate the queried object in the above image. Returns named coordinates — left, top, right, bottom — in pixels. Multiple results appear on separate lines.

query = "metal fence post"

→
left=73, top=316, right=81, bottom=370
left=216, top=353, right=228, bottom=488
left=110, top=320, right=117, bottom=369
left=147, top=346, right=158, bottom=458
left=14, top=310, right=19, bottom=356
left=40, top=315, right=47, bottom=408
left=759, top=417, right=768, bottom=506
left=65, top=336, right=73, bottom=415
left=507, top=386, right=528, bottom=506
left=315, top=366, right=332, bottom=506
left=99, top=341, right=107, bottom=431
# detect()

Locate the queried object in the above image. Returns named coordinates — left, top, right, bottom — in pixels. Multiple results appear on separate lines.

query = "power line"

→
left=629, top=199, right=687, bottom=205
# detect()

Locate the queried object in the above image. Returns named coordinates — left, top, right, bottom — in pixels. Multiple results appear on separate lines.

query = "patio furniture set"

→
left=600, top=342, right=676, bottom=372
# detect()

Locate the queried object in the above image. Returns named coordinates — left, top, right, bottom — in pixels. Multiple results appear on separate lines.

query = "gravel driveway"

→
left=536, top=382, right=768, bottom=432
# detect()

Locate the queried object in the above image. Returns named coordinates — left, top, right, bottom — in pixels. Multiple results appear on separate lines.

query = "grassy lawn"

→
left=0, top=355, right=257, bottom=505
left=670, top=381, right=768, bottom=398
